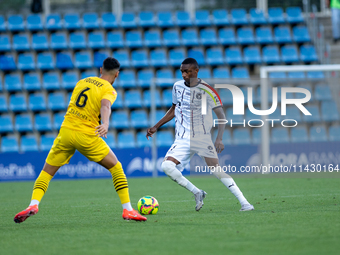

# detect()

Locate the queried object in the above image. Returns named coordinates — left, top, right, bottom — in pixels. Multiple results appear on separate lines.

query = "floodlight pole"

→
left=185, top=0, right=196, bottom=19
left=256, top=0, right=268, bottom=13
left=112, top=0, right=123, bottom=20
left=43, top=0, right=51, bottom=16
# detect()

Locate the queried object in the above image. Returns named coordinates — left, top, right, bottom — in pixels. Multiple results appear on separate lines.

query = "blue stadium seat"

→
left=233, top=129, right=251, bottom=144
left=244, top=46, right=262, bottom=64
left=50, top=32, right=68, bottom=50
left=40, top=134, right=55, bottom=151
left=45, top=14, right=62, bottom=30
left=43, top=72, right=60, bottom=90
left=94, top=50, right=109, bottom=68
left=321, top=101, right=340, bottom=121
left=121, top=12, right=137, bottom=28
left=111, top=111, right=130, bottom=129
left=35, top=113, right=53, bottom=132
left=75, top=51, right=93, bottom=69
left=0, top=115, right=13, bottom=133
left=62, top=71, right=78, bottom=90
left=137, top=69, right=154, bottom=88
left=0, top=95, right=8, bottom=112
left=37, top=52, right=55, bottom=70
left=117, top=132, right=136, bottom=148
left=300, top=45, right=318, bottom=62
left=13, top=34, right=30, bottom=51
left=274, top=26, right=292, bottom=44
left=281, top=45, right=299, bottom=63
left=315, top=85, right=332, bottom=101
left=24, top=72, right=41, bottom=91
left=213, top=67, right=230, bottom=79
left=126, top=30, right=143, bottom=48
left=157, top=11, right=174, bottom=27
left=249, top=8, right=267, bottom=24
left=268, top=7, right=285, bottom=24
left=0, top=54, right=16, bottom=71
left=188, top=48, right=205, bottom=65
left=207, top=48, right=224, bottom=65
left=83, top=13, right=99, bottom=29
left=69, top=32, right=87, bottom=49
left=111, top=91, right=123, bottom=109
left=0, top=35, right=11, bottom=51
left=287, top=71, right=305, bottom=79
left=303, top=105, right=321, bottom=122
left=53, top=112, right=64, bottom=130
left=144, top=30, right=162, bottom=47
left=252, top=128, right=261, bottom=144
left=88, top=31, right=105, bottom=49
left=21, top=135, right=39, bottom=152
left=310, top=126, right=328, bottom=142
left=139, top=11, right=156, bottom=27
left=231, top=9, right=248, bottom=25
left=29, top=93, right=46, bottom=112
left=150, top=49, right=168, bottom=67
left=15, top=114, right=33, bottom=132
left=226, top=108, right=243, bottom=122
left=1, top=136, right=19, bottom=152
left=136, top=131, right=152, bottom=147
left=218, top=28, right=237, bottom=45
left=124, top=90, right=142, bottom=108
left=268, top=72, right=286, bottom=80
left=18, top=53, right=35, bottom=71
left=163, top=29, right=181, bottom=47
left=329, top=126, right=340, bottom=141
left=104, top=133, right=116, bottom=148
left=225, top=47, right=243, bottom=65
left=175, top=69, right=182, bottom=80
left=256, top=26, right=274, bottom=44
left=182, top=29, right=199, bottom=46
left=56, top=52, right=74, bottom=69
left=162, top=89, right=173, bottom=107
left=263, top=45, right=281, bottom=64
left=286, top=7, right=304, bottom=23
left=245, top=108, right=257, bottom=121
left=156, top=69, right=174, bottom=87
left=293, top=26, right=311, bottom=43
left=169, top=48, right=186, bottom=67
left=101, top=13, right=118, bottom=29
left=8, top=15, right=25, bottom=31
left=232, top=67, right=249, bottom=79
left=131, top=50, right=149, bottom=68
left=114, top=50, right=130, bottom=68
left=64, top=14, right=81, bottom=30
left=286, top=105, right=302, bottom=122
left=307, top=71, right=325, bottom=80
left=0, top=15, right=5, bottom=32
left=199, top=68, right=211, bottom=79
left=200, top=28, right=218, bottom=46
left=5, top=73, right=22, bottom=92
left=212, top=9, right=230, bottom=25
left=271, top=128, right=290, bottom=143
left=291, top=127, right=309, bottom=142
left=107, top=31, right=124, bottom=48
left=131, top=110, right=149, bottom=129
left=27, top=14, right=43, bottom=31
left=143, top=90, right=161, bottom=107
left=48, top=92, right=66, bottom=111
left=10, top=93, right=27, bottom=112
left=118, top=70, right=136, bottom=88
left=32, top=33, right=49, bottom=51
left=175, top=11, right=192, bottom=27
left=81, top=70, right=97, bottom=79
left=157, top=131, right=174, bottom=147
left=237, top=27, right=255, bottom=45
left=195, top=10, right=211, bottom=26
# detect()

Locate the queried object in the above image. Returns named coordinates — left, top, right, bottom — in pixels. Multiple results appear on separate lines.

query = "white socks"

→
left=219, top=177, right=249, bottom=206
left=29, top=200, right=39, bottom=206
left=122, top=202, right=133, bottom=211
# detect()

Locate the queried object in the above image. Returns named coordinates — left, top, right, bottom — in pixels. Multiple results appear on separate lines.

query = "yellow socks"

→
left=30, top=170, right=53, bottom=206
left=108, top=162, right=130, bottom=205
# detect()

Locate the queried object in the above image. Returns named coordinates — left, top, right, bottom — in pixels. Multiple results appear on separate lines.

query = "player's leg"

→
left=204, top=157, right=254, bottom=211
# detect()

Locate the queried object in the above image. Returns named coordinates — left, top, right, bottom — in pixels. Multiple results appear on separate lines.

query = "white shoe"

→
left=194, top=190, right=207, bottom=211
left=240, top=204, right=254, bottom=211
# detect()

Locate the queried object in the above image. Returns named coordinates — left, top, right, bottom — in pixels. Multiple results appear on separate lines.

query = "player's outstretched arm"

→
left=95, top=99, right=111, bottom=138
left=213, top=106, right=226, bottom=153
left=146, top=104, right=176, bottom=140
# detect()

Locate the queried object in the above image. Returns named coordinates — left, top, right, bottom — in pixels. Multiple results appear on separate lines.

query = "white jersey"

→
left=172, top=79, right=222, bottom=139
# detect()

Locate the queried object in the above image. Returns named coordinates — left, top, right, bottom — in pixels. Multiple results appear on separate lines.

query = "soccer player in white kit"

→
left=146, top=58, right=254, bottom=212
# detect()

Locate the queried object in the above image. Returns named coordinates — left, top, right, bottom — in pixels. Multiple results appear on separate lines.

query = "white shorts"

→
left=165, top=136, right=218, bottom=172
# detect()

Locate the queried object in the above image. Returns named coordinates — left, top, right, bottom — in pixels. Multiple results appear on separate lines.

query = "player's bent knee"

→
left=161, top=160, right=186, bottom=185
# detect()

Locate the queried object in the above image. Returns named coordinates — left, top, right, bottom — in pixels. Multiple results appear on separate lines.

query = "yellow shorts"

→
left=46, top=127, right=110, bottom=167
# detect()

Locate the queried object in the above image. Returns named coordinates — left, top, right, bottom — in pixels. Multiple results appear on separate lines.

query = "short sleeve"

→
left=207, top=89, right=222, bottom=110
left=102, top=86, right=117, bottom=105
left=172, top=85, right=178, bottom=105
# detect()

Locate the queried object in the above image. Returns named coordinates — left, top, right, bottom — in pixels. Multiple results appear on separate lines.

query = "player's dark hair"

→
left=181, top=58, right=199, bottom=69
left=103, top=57, right=120, bottom=71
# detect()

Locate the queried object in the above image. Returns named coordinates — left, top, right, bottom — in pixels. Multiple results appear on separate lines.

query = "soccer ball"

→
left=137, top=196, right=159, bottom=215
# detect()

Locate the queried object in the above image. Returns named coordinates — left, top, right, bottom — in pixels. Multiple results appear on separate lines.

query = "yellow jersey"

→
left=61, top=77, right=117, bottom=135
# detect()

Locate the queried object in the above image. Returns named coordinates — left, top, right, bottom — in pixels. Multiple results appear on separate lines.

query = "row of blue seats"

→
left=0, top=26, right=311, bottom=51
left=0, top=7, right=304, bottom=32
left=0, top=44, right=318, bottom=72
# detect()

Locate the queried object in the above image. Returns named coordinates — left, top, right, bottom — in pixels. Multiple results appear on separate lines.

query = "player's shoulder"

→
left=173, top=80, right=185, bottom=88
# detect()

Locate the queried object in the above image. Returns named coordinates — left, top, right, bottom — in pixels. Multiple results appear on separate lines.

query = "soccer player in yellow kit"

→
left=14, top=57, right=147, bottom=223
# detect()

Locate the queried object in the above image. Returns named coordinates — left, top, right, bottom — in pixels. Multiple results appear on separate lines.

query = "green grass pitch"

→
left=1, top=176, right=339, bottom=255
